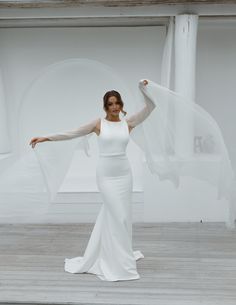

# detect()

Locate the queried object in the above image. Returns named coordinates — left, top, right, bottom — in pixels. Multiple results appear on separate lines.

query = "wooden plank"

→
left=0, top=223, right=236, bottom=304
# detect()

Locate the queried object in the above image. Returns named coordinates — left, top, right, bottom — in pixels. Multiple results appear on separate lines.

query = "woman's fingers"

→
left=29, top=138, right=39, bottom=148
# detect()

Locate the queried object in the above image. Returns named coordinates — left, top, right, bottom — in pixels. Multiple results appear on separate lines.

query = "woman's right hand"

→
left=139, top=79, right=149, bottom=88
left=142, top=79, right=148, bottom=86
left=29, top=137, right=49, bottom=149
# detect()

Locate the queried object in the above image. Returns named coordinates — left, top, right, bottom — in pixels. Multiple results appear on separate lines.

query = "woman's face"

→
left=106, top=96, right=121, bottom=116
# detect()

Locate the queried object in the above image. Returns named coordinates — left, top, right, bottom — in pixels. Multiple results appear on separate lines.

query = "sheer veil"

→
left=131, top=17, right=235, bottom=228
left=0, top=17, right=235, bottom=228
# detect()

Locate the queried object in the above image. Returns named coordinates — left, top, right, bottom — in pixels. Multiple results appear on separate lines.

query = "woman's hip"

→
left=96, top=154, right=132, bottom=178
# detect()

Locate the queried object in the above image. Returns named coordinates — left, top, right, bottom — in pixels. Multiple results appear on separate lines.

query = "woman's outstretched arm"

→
left=29, top=117, right=100, bottom=148
left=44, top=117, right=100, bottom=141
left=126, top=79, right=157, bottom=128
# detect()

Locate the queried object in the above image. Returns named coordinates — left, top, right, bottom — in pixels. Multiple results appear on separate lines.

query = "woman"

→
left=29, top=79, right=157, bottom=281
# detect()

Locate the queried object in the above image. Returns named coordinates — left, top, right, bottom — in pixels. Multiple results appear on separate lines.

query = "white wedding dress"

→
left=65, top=118, right=144, bottom=281
left=44, top=80, right=156, bottom=281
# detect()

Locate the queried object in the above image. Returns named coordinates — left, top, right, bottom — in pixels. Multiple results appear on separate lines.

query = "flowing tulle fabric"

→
left=130, top=80, right=236, bottom=229
left=63, top=116, right=145, bottom=281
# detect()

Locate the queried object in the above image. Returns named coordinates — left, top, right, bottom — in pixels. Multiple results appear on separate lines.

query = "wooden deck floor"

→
left=0, top=222, right=236, bottom=305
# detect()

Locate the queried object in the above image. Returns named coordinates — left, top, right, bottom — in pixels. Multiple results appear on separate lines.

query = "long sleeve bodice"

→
left=43, top=117, right=100, bottom=141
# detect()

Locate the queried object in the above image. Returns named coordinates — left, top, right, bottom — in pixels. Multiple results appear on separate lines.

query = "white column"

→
left=174, top=14, right=198, bottom=157
left=0, top=69, right=11, bottom=153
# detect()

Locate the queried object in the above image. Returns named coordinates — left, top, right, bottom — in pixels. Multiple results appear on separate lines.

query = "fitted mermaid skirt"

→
left=64, top=153, right=144, bottom=281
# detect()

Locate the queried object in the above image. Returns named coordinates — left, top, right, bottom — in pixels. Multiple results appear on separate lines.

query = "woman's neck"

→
left=105, top=114, right=121, bottom=122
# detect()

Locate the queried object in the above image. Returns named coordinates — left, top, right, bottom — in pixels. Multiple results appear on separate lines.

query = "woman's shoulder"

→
left=92, top=117, right=101, bottom=136
left=94, top=117, right=101, bottom=129
left=124, top=115, right=131, bottom=125
left=89, top=117, right=101, bottom=125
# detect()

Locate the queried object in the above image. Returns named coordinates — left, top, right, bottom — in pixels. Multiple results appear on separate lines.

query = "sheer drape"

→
left=130, top=17, right=235, bottom=228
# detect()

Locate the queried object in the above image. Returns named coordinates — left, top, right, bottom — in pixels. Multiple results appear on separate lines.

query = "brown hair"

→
left=103, top=90, right=127, bottom=116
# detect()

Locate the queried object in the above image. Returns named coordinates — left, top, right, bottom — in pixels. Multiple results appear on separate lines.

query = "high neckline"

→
left=104, top=118, right=122, bottom=123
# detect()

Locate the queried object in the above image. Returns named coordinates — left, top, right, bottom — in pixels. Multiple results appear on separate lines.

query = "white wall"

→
left=196, top=23, right=236, bottom=170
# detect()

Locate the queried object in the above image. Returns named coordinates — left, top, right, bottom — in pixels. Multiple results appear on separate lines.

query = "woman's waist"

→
left=96, top=152, right=131, bottom=175
left=99, top=152, right=127, bottom=158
